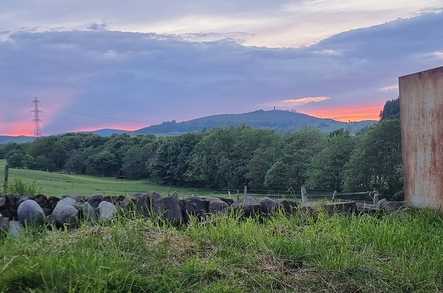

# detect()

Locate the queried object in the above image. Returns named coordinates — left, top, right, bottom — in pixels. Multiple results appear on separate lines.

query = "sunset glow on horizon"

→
left=1, top=104, right=384, bottom=136
left=300, top=103, right=384, bottom=122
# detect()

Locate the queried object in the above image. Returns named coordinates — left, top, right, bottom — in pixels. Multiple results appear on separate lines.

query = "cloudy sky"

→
left=1, top=0, right=443, bottom=135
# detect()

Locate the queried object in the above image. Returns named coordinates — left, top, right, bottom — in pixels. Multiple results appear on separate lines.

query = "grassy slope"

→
left=0, top=160, right=215, bottom=196
left=0, top=210, right=442, bottom=292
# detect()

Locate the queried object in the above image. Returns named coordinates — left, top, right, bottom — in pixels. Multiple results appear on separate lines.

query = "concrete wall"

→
left=400, top=66, right=443, bottom=210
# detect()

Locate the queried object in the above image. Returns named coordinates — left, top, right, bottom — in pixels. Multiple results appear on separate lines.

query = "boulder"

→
left=208, top=198, right=229, bottom=214
left=8, top=221, right=23, bottom=238
left=0, top=214, right=9, bottom=233
left=80, top=202, right=97, bottom=222
left=259, top=198, right=281, bottom=216
left=183, top=197, right=209, bottom=218
left=51, top=197, right=79, bottom=227
left=98, top=201, right=118, bottom=221
left=0, top=196, right=18, bottom=219
left=32, top=194, right=59, bottom=216
left=116, top=196, right=135, bottom=210
left=0, top=197, right=6, bottom=208
left=134, top=192, right=161, bottom=216
left=17, top=199, right=45, bottom=225
left=277, top=199, right=298, bottom=215
left=87, top=194, right=105, bottom=209
left=232, top=198, right=262, bottom=217
left=153, top=196, right=183, bottom=224
left=217, top=197, right=234, bottom=206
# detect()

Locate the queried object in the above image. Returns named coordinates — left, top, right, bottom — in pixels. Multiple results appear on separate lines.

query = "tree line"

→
left=1, top=100, right=402, bottom=198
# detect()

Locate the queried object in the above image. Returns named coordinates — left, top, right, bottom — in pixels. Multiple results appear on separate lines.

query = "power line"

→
left=32, top=97, right=42, bottom=137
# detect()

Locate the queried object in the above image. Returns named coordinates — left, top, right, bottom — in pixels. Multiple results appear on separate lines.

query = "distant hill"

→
left=1, top=110, right=377, bottom=143
left=133, top=110, right=376, bottom=135
left=0, top=136, right=34, bottom=144
left=91, top=129, right=129, bottom=137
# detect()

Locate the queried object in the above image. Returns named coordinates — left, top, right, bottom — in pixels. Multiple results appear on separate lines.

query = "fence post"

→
left=332, top=190, right=337, bottom=201
left=3, top=163, right=9, bottom=194
left=243, top=185, right=248, bottom=203
left=301, top=185, right=307, bottom=203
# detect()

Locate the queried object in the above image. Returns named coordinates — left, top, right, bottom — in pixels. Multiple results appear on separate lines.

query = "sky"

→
left=1, top=0, right=443, bottom=135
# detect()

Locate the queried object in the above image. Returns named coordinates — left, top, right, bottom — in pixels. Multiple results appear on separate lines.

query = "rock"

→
left=17, top=199, right=45, bottom=225
left=0, top=214, right=9, bottom=233
left=8, top=221, right=23, bottom=238
left=260, top=198, right=281, bottom=216
left=87, top=194, right=105, bottom=209
left=183, top=197, right=209, bottom=218
left=133, top=193, right=150, bottom=215
left=217, top=197, right=234, bottom=206
left=277, top=199, right=298, bottom=215
left=208, top=198, right=229, bottom=214
left=80, top=202, right=97, bottom=221
left=0, top=196, right=18, bottom=219
left=134, top=192, right=161, bottom=216
left=32, top=194, right=59, bottom=216
left=232, top=198, right=262, bottom=217
left=0, top=197, right=6, bottom=208
left=116, top=196, right=135, bottom=210
left=51, top=197, right=79, bottom=227
left=98, top=201, right=118, bottom=221
left=153, top=196, right=183, bottom=224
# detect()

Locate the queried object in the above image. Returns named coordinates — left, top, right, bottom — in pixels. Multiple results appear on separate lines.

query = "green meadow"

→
left=0, top=160, right=215, bottom=197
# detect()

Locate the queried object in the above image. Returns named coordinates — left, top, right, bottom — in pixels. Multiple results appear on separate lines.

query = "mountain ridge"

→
left=133, top=109, right=375, bottom=135
left=0, top=110, right=377, bottom=144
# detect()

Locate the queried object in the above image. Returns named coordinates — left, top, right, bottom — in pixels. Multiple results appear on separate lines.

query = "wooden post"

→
left=243, top=185, right=248, bottom=203
left=3, top=163, right=9, bottom=194
left=301, top=185, right=307, bottom=203
left=332, top=190, right=337, bottom=201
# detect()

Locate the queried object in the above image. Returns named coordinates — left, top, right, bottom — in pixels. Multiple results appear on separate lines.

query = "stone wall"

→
left=0, top=194, right=299, bottom=236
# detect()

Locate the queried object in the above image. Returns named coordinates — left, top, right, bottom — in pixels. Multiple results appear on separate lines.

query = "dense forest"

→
left=0, top=100, right=402, bottom=198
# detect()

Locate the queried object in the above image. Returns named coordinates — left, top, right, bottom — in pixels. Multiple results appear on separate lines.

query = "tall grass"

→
left=6, top=179, right=42, bottom=196
left=0, top=209, right=442, bottom=292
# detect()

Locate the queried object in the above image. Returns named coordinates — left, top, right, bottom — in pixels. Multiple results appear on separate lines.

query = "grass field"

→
left=0, top=160, right=216, bottom=196
left=0, top=210, right=442, bottom=292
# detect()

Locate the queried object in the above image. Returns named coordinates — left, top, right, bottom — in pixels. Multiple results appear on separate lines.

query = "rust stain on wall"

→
left=400, top=66, right=443, bottom=210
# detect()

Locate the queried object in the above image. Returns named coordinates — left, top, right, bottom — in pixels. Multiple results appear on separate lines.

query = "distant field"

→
left=0, top=160, right=216, bottom=196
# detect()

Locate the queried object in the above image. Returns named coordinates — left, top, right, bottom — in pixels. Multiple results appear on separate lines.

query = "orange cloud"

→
left=300, top=103, right=383, bottom=122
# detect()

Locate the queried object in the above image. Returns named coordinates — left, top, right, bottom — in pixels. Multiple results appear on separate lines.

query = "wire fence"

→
left=208, top=187, right=376, bottom=203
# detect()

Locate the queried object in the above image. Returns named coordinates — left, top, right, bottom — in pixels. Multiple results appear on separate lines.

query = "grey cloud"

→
left=0, top=12, right=442, bottom=134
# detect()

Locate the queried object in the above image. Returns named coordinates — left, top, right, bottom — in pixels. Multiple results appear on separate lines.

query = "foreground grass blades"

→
left=0, top=209, right=442, bottom=292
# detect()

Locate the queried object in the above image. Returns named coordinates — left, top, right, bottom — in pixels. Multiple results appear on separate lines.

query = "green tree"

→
left=188, top=127, right=277, bottom=189
left=264, top=160, right=289, bottom=190
left=308, top=129, right=355, bottom=191
left=6, top=149, right=26, bottom=168
left=86, top=150, right=120, bottom=177
left=279, top=128, right=325, bottom=191
left=380, top=98, right=400, bottom=120
left=246, top=145, right=281, bottom=190
left=344, top=119, right=403, bottom=197
left=151, top=134, right=200, bottom=185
